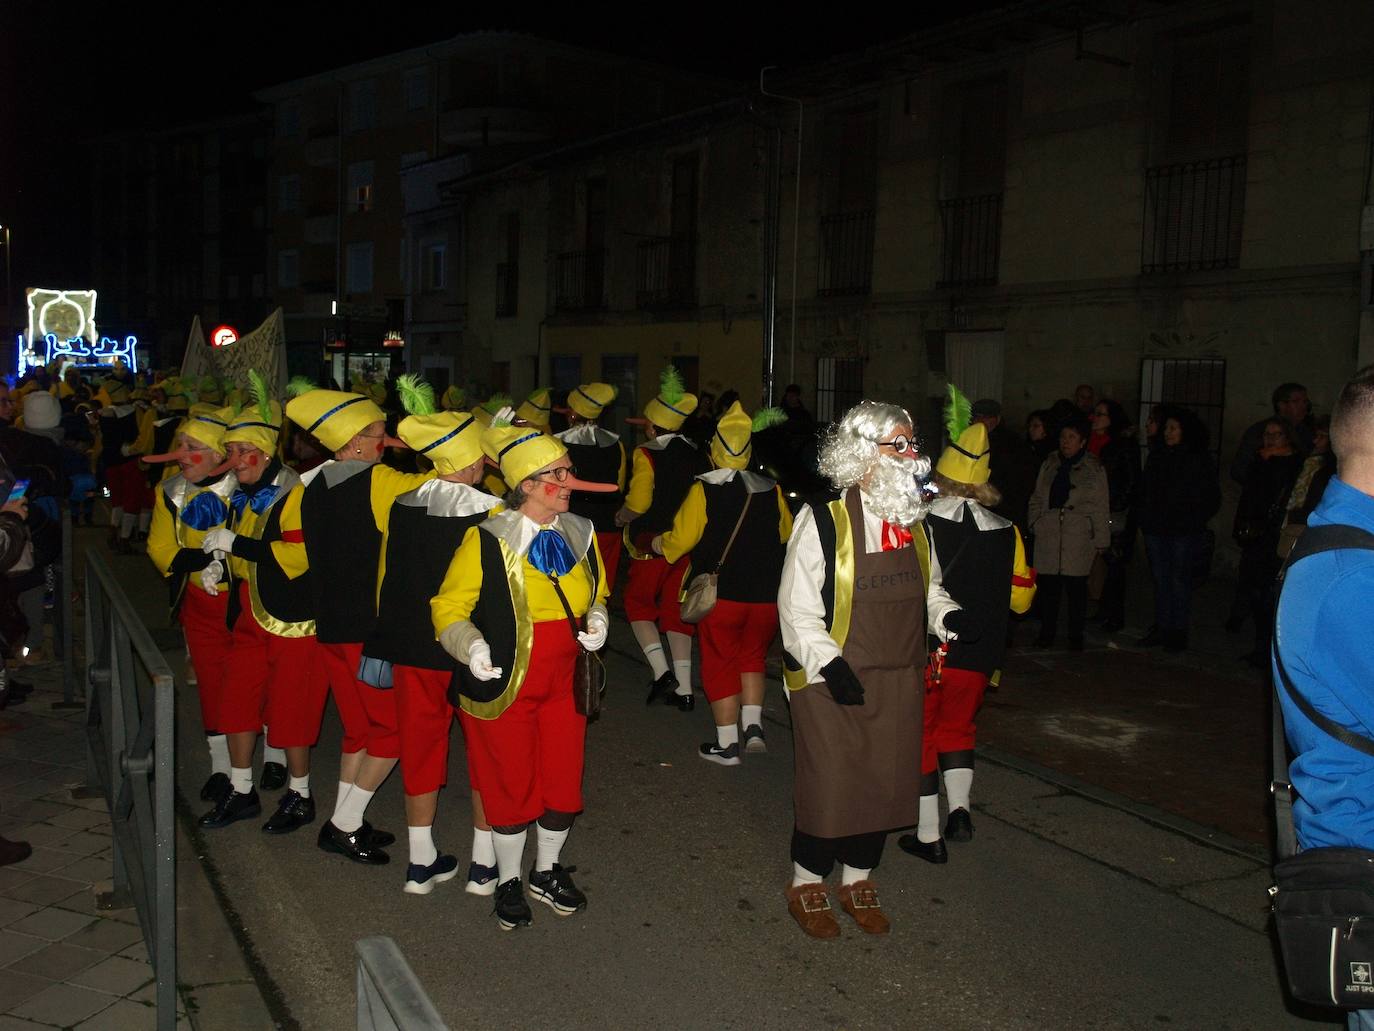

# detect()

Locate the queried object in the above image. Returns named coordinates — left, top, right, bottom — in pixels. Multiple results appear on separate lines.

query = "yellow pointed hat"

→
left=516, top=388, right=552, bottom=428
left=566, top=382, right=617, bottom=421
left=223, top=371, right=283, bottom=455
left=633, top=365, right=697, bottom=432
left=710, top=402, right=754, bottom=470
left=179, top=404, right=235, bottom=455
left=936, top=422, right=991, bottom=485
left=286, top=389, right=386, bottom=453
left=394, top=375, right=484, bottom=476
left=440, top=385, right=466, bottom=411
left=480, top=418, right=619, bottom=493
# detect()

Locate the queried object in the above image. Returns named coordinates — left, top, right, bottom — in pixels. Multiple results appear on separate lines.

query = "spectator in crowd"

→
left=1272, top=366, right=1374, bottom=1031
left=971, top=398, right=1037, bottom=533
left=1276, top=415, right=1336, bottom=562
left=1025, top=410, right=1054, bottom=464
left=781, top=384, right=814, bottom=434
left=1074, top=384, right=1096, bottom=416
left=1048, top=398, right=1079, bottom=435
left=0, top=383, right=14, bottom=426
left=1228, top=417, right=1303, bottom=665
left=1027, top=416, right=1109, bottom=650
left=1087, top=399, right=1140, bottom=632
left=1230, top=382, right=1314, bottom=486
left=7, top=393, right=66, bottom=665
left=1138, top=407, right=1220, bottom=651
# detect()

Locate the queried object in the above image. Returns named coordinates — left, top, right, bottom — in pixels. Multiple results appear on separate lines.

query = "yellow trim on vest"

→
left=457, top=539, right=535, bottom=721
left=243, top=491, right=315, bottom=639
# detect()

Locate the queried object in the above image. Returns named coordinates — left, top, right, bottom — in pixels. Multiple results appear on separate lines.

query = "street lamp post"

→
left=0, top=225, right=11, bottom=348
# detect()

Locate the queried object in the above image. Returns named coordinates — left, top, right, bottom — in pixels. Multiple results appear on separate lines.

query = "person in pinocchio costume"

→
left=618, top=366, right=709, bottom=710
left=778, top=400, right=969, bottom=939
left=898, top=387, right=1036, bottom=864
left=654, top=402, right=793, bottom=763
left=431, top=413, right=616, bottom=931
left=143, top=404, right=240, bottom=803
left=195, top=372, right=320, bottom=830
left=362, top=376, right=503, bottom=897
left=554, top=382, right=627, bottom=591
left=285, top=379, right=433, bottom=865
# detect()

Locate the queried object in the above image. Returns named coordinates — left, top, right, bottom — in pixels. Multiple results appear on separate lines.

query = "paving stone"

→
left=125, top=981, right=185, bottom=1011
left=0, top=930, right=46, bottom=966
left=0, top=867, right=35, bottom=895
left=10, top=823, right=78, bottom=847
left=0, top=1014, right=52, bottom=1029
left=0, top=897, right=39, bottom=928
left=9, top=981, right=116, bottom=1026
left=7, top=941, right=107, bottom=979
left=1, top=873, right=86, bottom=906
left=6, top=905, right=95, bottom=940
left=64, top=917, right=145, bottom=954
left=117, top=940, right=148, bottom=964
left=0, top=968, right=56, bottom=1008
left=74, top=998, right=158, bottom=1030
left=58, top=831, right=115, bottom=855
left=179, top=983, right=276, bottom=1031
left=69, top=955, right=154, bottom=997
left=9, top=845, right=86, bottom=874
left=6, top=800, right=70, bottom=822
left=48, top=807, right=106, bottom=829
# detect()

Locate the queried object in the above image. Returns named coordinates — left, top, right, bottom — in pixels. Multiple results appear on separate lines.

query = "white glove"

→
left=493, top=405, right=517, bottom=425
left=199, top=560, right=224, bottom=593
left=467, top=641, right=503, bottom=682
left=649, top=535, right=664, bottom=556
left=201, top=528, right=237, bottom=554
left=120, top=443, right=136, bottom=457
left=577, top=614, right=608, bottom=652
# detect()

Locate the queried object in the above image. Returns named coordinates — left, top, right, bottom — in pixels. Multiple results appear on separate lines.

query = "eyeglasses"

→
left=876, top=435, right=916, bottom=454
left=534, top=466, right=577, bottom=483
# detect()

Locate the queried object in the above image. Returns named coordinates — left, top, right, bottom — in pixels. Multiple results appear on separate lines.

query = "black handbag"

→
left=1270, top=524, right=1374, bottom=1010
left=548, top=570, right=606, bottom=722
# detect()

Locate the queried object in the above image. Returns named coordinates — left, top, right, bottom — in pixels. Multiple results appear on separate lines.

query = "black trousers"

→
left=791, top=827, right=887, bottom=877
left=1037, top=573, right=1087, bottom=644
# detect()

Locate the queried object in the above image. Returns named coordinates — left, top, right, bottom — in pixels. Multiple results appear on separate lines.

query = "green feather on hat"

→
left=396, top=374, right=436, bottom=417
left=658, top=365, right=686, bottom=405
left=751, top=407, right=787, bottom=433
left=944, top=383, right=972, bottom=443
left=286, top=376, right=317, bottom=399
left=247, top=369, right=272, bottom=424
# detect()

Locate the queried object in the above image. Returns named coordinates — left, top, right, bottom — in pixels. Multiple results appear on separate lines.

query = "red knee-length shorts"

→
left=623, top=554, right=694, bottom=635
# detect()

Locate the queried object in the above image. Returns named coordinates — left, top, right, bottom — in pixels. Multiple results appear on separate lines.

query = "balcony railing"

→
left=552, top=249, right=606, bottom=312
left=495, top=261, right=518, bottom=317
left=938, top=194, right=1002, bottom=287
left=1141, top=155, right=1246, bottom=274
left=636, top=235, right=695, bottom=308
left=817, top=211, right=875, bottom=297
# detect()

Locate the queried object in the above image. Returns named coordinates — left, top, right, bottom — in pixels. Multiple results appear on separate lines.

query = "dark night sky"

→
left=0, top=1, right=1007, bottom=288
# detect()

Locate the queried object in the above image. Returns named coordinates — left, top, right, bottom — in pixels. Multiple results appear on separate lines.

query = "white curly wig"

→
left=818, top=400, right=931, bottom=487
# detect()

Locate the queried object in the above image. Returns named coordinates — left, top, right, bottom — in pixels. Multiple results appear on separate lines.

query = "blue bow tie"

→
left=528, top=528, right=577, bottom=577
left=181, top=492, right=229, bottom=532
left=230, top=485, right=281, bottom=519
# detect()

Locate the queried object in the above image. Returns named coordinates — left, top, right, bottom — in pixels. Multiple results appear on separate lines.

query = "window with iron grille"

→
left=938, top=76, right=1006, bottom=287
left=1141, top=157, right=1246, bottom=272
left=817, top=107, right=876, bottom=296
left=815, top=357, right=865, bottom=425
left=1138, top=357, right=1227, bottom=463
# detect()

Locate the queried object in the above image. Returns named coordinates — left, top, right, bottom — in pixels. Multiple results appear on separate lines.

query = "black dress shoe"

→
left=897, top=833, right=949, bottom=864
left=668, top=690, right=695, bottom=712
left=317, top=821, right=390, bottom=865
left=199, top=789, right=261, bottom=829
left=645, top=670, right=678, bottom=706
left=944, top=808, right=974, bottom=842
left=263, top=790, right=315, bottom=834
left=259, top=762, right=287, bottom=791
left=360, top=821, right=395, bottom=848
left=200, top=772, right=231, bottom=802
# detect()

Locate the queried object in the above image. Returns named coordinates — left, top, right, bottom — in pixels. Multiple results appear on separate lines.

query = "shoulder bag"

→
left=679, top=489, right=752, bottom=625
left=1270, top=524, right=1374, bottom=1009
left=549, top=565, right=607, bottom=722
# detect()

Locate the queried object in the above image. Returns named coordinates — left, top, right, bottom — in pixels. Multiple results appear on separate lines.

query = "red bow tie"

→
left=881, top=521, right=913, bottom=551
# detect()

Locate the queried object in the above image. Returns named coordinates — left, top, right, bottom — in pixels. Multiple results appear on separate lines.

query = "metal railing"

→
left=495, top=261, right=518, bottom=317
left=635, top=234, right=695, bottom=308
left=1141, top=155, right=1246, bottom=273
left=83, top=550, right=177, bottom=1030
left=817, top=210, right=875, bottom=297
left=938, top=194, right=1002, bottom=287
left=551, top=249, right=606, bottom=311
left=51, top=510, right=80, bottom=708
left=356, top=937, right=448, bottom=1031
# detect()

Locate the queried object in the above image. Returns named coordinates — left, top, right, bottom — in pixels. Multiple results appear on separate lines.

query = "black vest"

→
left=301, top=463, right=383, bottom=643
left=365, top=500, right=491, bottom=670
left=564, top=437, right=625, bottom=533
left=252, top=494, right=315, bottom=627
left=98, top=409, right=138, bottom=468
left=926, top=504, right=1015, bottom=676
left=692, top=477, right=785, bottom=603
left=629, top=436, right=709, bottom=541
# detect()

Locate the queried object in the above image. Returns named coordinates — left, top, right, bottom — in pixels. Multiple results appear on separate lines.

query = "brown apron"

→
left=791, top=490, right=926, bottom=838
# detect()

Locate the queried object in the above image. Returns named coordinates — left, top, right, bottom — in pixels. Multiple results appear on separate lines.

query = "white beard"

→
left=860, top=454, right=930, bottom=527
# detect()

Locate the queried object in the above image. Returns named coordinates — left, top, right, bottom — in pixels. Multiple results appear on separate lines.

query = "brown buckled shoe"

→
left=837, top=880, right=890, bottom=935
left=785, top=882, right=841, bottom=939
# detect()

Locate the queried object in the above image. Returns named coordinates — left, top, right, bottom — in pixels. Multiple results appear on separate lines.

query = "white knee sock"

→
left=639, top=639, right=669, bottom=679
left=230, top=766, right=253, bottom=795
left=137, top=510, right=151, bottom=534
left=331, top=780, right=353, bottom=821
left=716, top=724, right=739, bottom=749
left=840, top=864, right=870, bottom=886
left=333, top=785, right=375, bottom=833
left=471, top=827, right=495, bottom=867
left=741, top=704, right=763, bottom=730
left=207, top=735, right=230, bottom=776
left=943, top=767, right=974, bottom=813
left=492, top=828, right=527, bottom=883
left=408, top=825, right=438, bottom=867
left=110, top=505, right=123, bottom=528
left=120, top=512, right=136, bottom=538
left=917, top=793, right=941, bottom=843
left=262, top=728, right=285, bottom=766
left=672, top=659, right=692, bottom=696
left=534, top=823, right=569, bottom=872
left=791, top=862, right=824, bottom=887
left=288, top=775, right=310, bottom=798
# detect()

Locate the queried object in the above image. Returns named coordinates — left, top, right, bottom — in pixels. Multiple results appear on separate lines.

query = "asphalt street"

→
left=98, top=535, right=1326, bottom=1031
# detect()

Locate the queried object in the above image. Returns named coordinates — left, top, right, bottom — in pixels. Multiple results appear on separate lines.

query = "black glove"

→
left=169, top=548, right=214, bottom=574
left=944, top=608, right=983, bottom=644
left=820, top=657, right=865, bottom=706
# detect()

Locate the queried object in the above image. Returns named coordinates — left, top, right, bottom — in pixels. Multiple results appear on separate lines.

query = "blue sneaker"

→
left=403, top=854, right=459, bottom=895
left=465, top=861, right=498, bottom=896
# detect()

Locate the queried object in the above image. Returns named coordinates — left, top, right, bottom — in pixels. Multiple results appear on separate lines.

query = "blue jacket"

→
left=1275, top=476, right=1374, bottom=850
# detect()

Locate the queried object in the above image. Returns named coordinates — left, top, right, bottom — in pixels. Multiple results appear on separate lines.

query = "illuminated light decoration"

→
left=211, top=324, right=239, bottom=348
left=382, top=330, right=405, bottom=350
left=26, top=289, right=98, bottom=348
left=15, top=333, right=140, bottom=376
